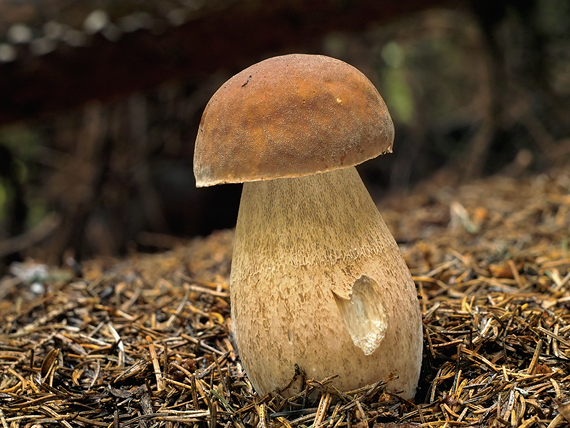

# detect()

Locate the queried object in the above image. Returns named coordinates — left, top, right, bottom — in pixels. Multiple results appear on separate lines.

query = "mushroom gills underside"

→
left=332, top=275, right=388, bottom=355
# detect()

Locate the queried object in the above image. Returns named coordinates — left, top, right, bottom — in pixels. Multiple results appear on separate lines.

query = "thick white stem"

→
left=231, top=166, right=422, bottom=399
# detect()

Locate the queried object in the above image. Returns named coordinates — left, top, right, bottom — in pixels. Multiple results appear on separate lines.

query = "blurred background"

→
left=0, top=0, right=569, bottom=269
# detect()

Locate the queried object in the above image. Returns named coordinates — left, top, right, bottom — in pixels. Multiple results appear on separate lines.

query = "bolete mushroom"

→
left=193, top=54, right=422, bottom=399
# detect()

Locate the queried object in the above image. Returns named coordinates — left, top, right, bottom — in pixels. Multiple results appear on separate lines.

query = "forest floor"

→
left=1, top=165, right=569, bottom=427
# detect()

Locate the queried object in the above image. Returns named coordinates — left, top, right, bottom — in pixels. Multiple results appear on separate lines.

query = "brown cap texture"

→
left=194, top=54, right=394, bottom=187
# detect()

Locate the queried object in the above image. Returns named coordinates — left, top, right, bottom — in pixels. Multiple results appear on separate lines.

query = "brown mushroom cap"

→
left=194, top=54, right=394, bottom=187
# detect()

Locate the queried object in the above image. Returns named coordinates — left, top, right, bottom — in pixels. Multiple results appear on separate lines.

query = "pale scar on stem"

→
left=332, top=275, right=388, bottom=355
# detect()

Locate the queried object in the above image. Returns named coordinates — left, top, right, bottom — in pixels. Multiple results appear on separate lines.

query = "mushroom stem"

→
left=231, top=166, right=422, bottom=399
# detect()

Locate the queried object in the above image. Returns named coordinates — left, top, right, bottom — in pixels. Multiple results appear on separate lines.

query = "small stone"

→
left=84, top=9, right=109, bottom=34
left=0, top=44, right=16, bottom=62
left=30, top=282, right=45, bottom=294
left=7, top=24, right=33, bottom=44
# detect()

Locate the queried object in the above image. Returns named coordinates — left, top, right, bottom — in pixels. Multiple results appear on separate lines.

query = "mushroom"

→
left=193, top=54, right=422, bottom=399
